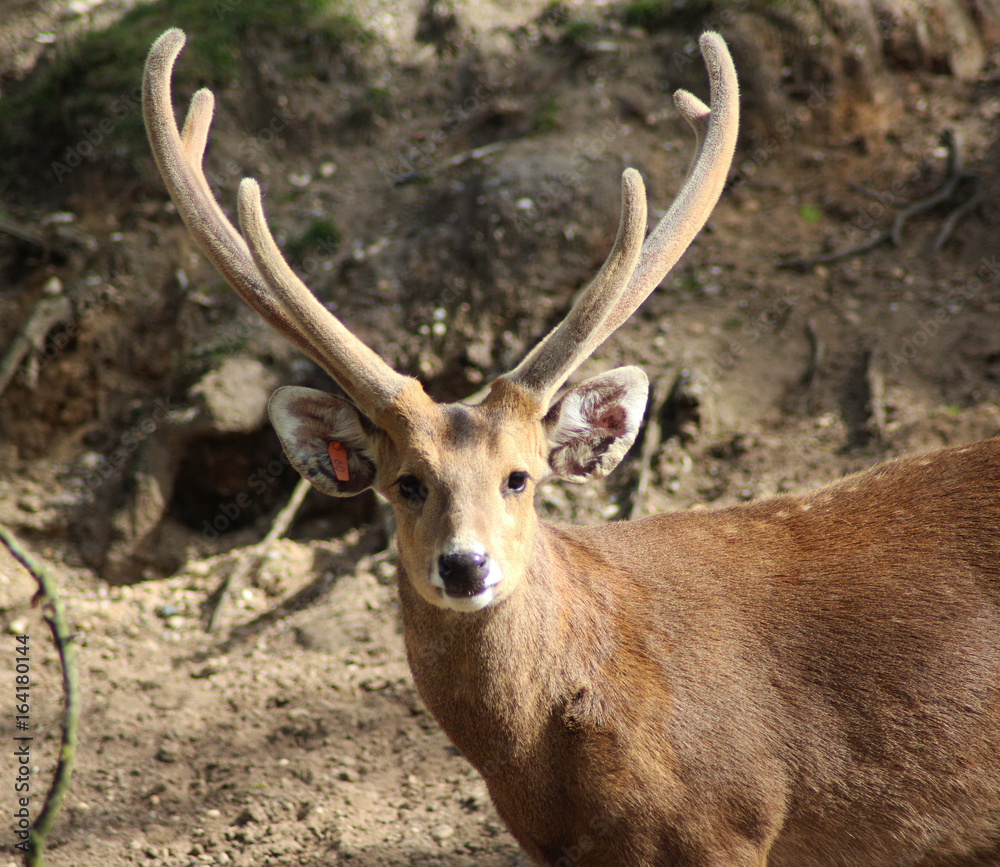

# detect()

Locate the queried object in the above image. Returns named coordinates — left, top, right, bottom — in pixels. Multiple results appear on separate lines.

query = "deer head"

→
left=143, top=28, right=738, bottom=613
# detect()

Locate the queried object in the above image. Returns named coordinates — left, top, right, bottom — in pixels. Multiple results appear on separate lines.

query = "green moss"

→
left=365, top=85, right=392, bottom=116
left=342, top=83, right=392, bottom=130
left=535, top=2, right=601, bottom=51
left=678, top=272, right=700, bottom=292
left=285, top=217, right=341, bottom=267
left=0, top=0, right=374, bottom=192
left=538, top=2, right=571, bottom=26
left=619, top=0, right=787, bottom=31
left=798, top=204, right=822, bottom=224
left=619, top=0, right=715, bottom=30
left=531, top=96, right=560, bottom=134
left=562, top=18, right=599, bottom=44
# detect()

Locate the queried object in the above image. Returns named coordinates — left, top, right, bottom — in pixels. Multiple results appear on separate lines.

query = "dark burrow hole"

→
left=169, top=428, right=377, bottom=540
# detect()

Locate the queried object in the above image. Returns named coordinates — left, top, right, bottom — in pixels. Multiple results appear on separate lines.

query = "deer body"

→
left=403, top=436, right=1000, bottom=866
left=142, top=28, right=1000, bottom=867
left=400, top=435, right=1000, bottom=867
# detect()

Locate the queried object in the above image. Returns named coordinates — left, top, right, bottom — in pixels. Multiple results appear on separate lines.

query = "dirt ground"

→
left=2, top=1, right=1000, bottom=866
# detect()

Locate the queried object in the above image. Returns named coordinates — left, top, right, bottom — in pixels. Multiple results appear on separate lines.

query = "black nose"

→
left=438, top=551, right=491, bottom=597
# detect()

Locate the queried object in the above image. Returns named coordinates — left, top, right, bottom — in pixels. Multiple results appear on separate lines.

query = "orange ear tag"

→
left=328, top=442, right=351, bottom=482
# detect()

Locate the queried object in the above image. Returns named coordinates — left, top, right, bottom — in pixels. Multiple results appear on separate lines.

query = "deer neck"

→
left=397, top=523, right=616, bottom=774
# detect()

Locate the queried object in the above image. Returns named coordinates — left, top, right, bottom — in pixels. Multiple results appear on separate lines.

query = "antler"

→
left=504, top=32, right=739, bottom=406
left=143, top=28, right=416, bottom=419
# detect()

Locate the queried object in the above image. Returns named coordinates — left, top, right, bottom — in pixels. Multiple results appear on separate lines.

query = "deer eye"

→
left=397, top=475, right=428, bottom=503
left=504, top=471, right=530, bottom=495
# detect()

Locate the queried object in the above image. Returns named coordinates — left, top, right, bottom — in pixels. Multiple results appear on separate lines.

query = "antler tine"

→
left=236, top=179, right=413, bottom=404
left=502, top=168, right=647, bottom=399
left=575, top=32, right=739, bottom=361
left=143, top=28, right=413, bottom=417
left=504, top=31, right=738, bottom=408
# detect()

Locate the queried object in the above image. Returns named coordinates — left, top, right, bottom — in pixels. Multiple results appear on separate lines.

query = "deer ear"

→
left=269, top=386, right=379, bottom=497
left=544, top=367, right=649, bottom=482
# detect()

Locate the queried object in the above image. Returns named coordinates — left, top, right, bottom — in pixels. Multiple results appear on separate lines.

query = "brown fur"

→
left=401, top=438, right=1000, bottom=867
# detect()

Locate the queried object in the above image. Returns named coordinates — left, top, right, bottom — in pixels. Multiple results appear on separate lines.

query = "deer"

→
left=142, top=27, right=1000, bottom=867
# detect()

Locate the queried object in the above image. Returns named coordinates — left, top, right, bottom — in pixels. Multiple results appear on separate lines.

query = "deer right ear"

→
left=543, top=366, right=649, bottom=483
left=269, top=386, right=379, bottom=497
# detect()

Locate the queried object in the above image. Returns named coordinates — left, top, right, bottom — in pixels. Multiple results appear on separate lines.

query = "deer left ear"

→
left=544, top=367, right=649, bottom=482
left=269, top=386, right=380, bottom=497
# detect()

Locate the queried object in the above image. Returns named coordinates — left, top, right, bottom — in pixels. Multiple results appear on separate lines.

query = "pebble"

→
left=79, top=451, right=104, bottom=470
left=430, top=823, right=455, bottom=842
left=155, top=743, right=181, bottom=763
left=66, top=0, right=104, bottom=14
left=233, top=804, right=266, bottom=826
left=461, top=781, right=490, bottom=811
left=375, top=560, right=395, bottom=584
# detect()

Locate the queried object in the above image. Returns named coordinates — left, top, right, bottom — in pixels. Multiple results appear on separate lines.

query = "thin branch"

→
left=890, top=174, right=967, bottom=246
left=845, top=183, right=907, bottom=208
left=802, top=318, right=825, bottom=393
left=438, top=141, right=506, bottom=171
left=0, top=525, right=80, bottom=867
left=0, top=214, right=49, bottom=250
left=778, top=130, right=971, bottom=271
left=0, top=296, right=72, bottom=398
left=777, top=229, right=890, bottom=271
left=205, top=476, right=312, bottom=632
left=934, top=186, right=988, bottom=252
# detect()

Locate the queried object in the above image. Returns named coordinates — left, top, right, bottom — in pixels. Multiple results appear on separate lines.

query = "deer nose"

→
left=438, top=551, right=491, bottom=598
